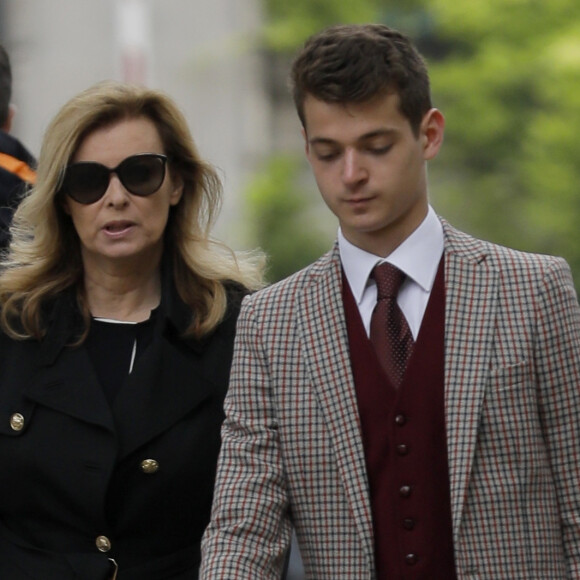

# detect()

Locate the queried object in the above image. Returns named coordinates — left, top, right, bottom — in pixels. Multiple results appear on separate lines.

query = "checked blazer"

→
left=201, top=219, right=580, bottom=579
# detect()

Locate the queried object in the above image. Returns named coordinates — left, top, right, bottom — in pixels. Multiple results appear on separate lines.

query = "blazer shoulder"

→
left=442, top=218, right=570, bottom=275
left=242, top=246, right=339, bottom=310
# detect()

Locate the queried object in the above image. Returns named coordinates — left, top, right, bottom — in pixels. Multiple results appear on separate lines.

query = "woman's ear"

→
left=61, top=196, right=72, bottom=215
left=169, top=178, right=184, bottom=206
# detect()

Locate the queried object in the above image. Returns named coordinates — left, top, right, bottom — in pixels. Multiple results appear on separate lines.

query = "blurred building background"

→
left=0, top=0, right=279, bottom=248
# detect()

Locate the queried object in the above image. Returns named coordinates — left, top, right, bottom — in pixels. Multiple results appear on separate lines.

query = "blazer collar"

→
left=440, top=217, right=490, bottom=265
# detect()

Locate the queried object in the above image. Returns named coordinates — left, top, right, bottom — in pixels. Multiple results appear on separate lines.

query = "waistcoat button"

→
left=405, top=553, right=418, bottom=565
left=397, top=444, right=408, bottom=455
left=399, top=485, right=411, bottom=497
left=395, top=414, right=406, bottom=426
left=403, top=518, right=415, bottom=530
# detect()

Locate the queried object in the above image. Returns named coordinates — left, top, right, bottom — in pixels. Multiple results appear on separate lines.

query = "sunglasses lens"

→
left=62, top=154, right=167, bottom=204
left=118, top=155, right=166, bottom=196
left=63, top=164, right=110, bottom=204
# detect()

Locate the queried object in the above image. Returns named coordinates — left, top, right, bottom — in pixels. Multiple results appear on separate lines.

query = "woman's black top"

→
left=85, top=309, right=157, bottom=405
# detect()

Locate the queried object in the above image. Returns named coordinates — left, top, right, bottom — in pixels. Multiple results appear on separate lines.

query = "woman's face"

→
left=62, top=116, right=183, bottom=270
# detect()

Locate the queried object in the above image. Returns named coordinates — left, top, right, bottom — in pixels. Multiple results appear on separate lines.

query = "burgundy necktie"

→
left=370, top=263, right=414, bottom=387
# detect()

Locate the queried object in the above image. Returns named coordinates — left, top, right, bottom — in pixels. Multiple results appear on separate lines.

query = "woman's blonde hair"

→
left=0, top=81, right=265, bottom=340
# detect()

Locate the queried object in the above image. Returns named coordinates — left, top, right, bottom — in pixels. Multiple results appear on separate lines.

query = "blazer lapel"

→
left=298, top=245, right=375, bottom=566
left=442, top=221, right=499, bottom=544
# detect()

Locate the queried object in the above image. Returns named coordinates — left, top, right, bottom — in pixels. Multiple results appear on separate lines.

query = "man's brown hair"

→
left=290, top=24, right=432, bottom=135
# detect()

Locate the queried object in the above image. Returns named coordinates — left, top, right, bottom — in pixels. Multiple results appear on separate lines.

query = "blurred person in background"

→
left=0, top=43, right=36, bottom=250
left=0, top=81, right=264, bottom=580
left=201, top=24, right=580, bottom=579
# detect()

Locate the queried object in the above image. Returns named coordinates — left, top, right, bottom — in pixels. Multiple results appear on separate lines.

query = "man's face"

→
left=303, top=92, right=444, bottom=257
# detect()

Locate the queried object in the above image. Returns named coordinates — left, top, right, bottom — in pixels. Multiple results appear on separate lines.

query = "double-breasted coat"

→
left=0, top=267, right=244, bottom=579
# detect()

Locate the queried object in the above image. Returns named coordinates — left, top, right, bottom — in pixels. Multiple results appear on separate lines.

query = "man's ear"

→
left=421, top=108, right=445, bottom=161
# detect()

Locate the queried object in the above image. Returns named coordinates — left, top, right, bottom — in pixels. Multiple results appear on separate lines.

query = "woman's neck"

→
left=83, top=260, right=162, bottom=323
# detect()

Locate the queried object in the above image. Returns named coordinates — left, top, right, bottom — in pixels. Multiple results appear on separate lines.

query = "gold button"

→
left=140, top=459, right=159, bottom=474
left=9, top=413, right=24, bottom=432
left=95, top=535, right=111, bottom=552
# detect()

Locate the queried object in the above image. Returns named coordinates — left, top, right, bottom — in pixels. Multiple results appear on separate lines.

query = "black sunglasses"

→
left=60, top=153, right=168, bottom=204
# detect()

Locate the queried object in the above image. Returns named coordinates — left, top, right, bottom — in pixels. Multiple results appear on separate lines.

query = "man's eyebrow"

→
left=307, top=136, right=338, bottom=146
left=362, top=128, right=397, bottom=138
left=308, top=128, right=398, bottom=146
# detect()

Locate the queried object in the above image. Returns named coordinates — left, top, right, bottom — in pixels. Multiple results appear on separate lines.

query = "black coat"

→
left=0, top=272, right=245, bottom=579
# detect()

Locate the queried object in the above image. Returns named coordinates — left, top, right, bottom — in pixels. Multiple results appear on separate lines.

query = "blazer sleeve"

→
left=535, top=257, right=580, bottom=576
left=200, top=294, right=292, bottom=579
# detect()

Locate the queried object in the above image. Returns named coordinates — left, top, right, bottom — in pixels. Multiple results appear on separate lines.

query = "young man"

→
left=0, top=44, right=36, bottom=249
left=201, top=24, right=580, bottom=579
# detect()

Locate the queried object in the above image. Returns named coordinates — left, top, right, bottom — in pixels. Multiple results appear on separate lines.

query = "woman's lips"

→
left=103, top=221, right=135, bottom=235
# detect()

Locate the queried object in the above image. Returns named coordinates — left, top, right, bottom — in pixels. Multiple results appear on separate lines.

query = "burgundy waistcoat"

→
left=342, top=259, right=456, bottom=579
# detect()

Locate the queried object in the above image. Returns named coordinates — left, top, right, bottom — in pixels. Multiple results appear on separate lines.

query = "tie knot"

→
left=372, top=263, right=406, bottom=300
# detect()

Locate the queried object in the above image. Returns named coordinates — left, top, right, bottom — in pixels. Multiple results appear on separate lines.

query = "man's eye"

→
left=315, top=150, right=340, bottom=161
left=368, top=144, right=392, bottom=155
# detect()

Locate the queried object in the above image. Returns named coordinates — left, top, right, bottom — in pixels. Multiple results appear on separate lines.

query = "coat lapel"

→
left=103, top=263, right=237, bottom=459
left=441, top=221, right=500, bottom=543
left=111, top=333, right=220, bottom=459
left=25, top=345, right=115, bottom=432
left=297, top=245, right=375, bottom=567
left=23, top=293, right=115, bottom=432
left=23, top=275, right=236, bottom=458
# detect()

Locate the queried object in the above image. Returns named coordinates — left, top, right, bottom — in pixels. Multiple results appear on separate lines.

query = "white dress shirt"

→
left=339, top=206, right=444, bottom=340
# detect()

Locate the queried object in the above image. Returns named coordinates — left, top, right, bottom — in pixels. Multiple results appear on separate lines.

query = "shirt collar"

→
left=339, top=206, right=444, bottom=304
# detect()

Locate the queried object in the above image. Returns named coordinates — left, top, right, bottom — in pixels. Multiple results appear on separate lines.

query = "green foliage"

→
left=254, top=0, right=580, bottom=286
left=426, top=0, right=580, bottom=284
left=246, top=156, right=332, bottom=283
left=261, top=0, right=426, bottom=51
left=262, top=0, right=377, bottom=51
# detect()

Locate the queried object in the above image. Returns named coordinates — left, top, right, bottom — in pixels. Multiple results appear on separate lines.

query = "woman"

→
left=0, top=81, right=264, bottom=579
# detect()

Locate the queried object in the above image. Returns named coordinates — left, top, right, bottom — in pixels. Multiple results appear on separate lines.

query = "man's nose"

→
left=342, top=148, right=368, bottom=186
